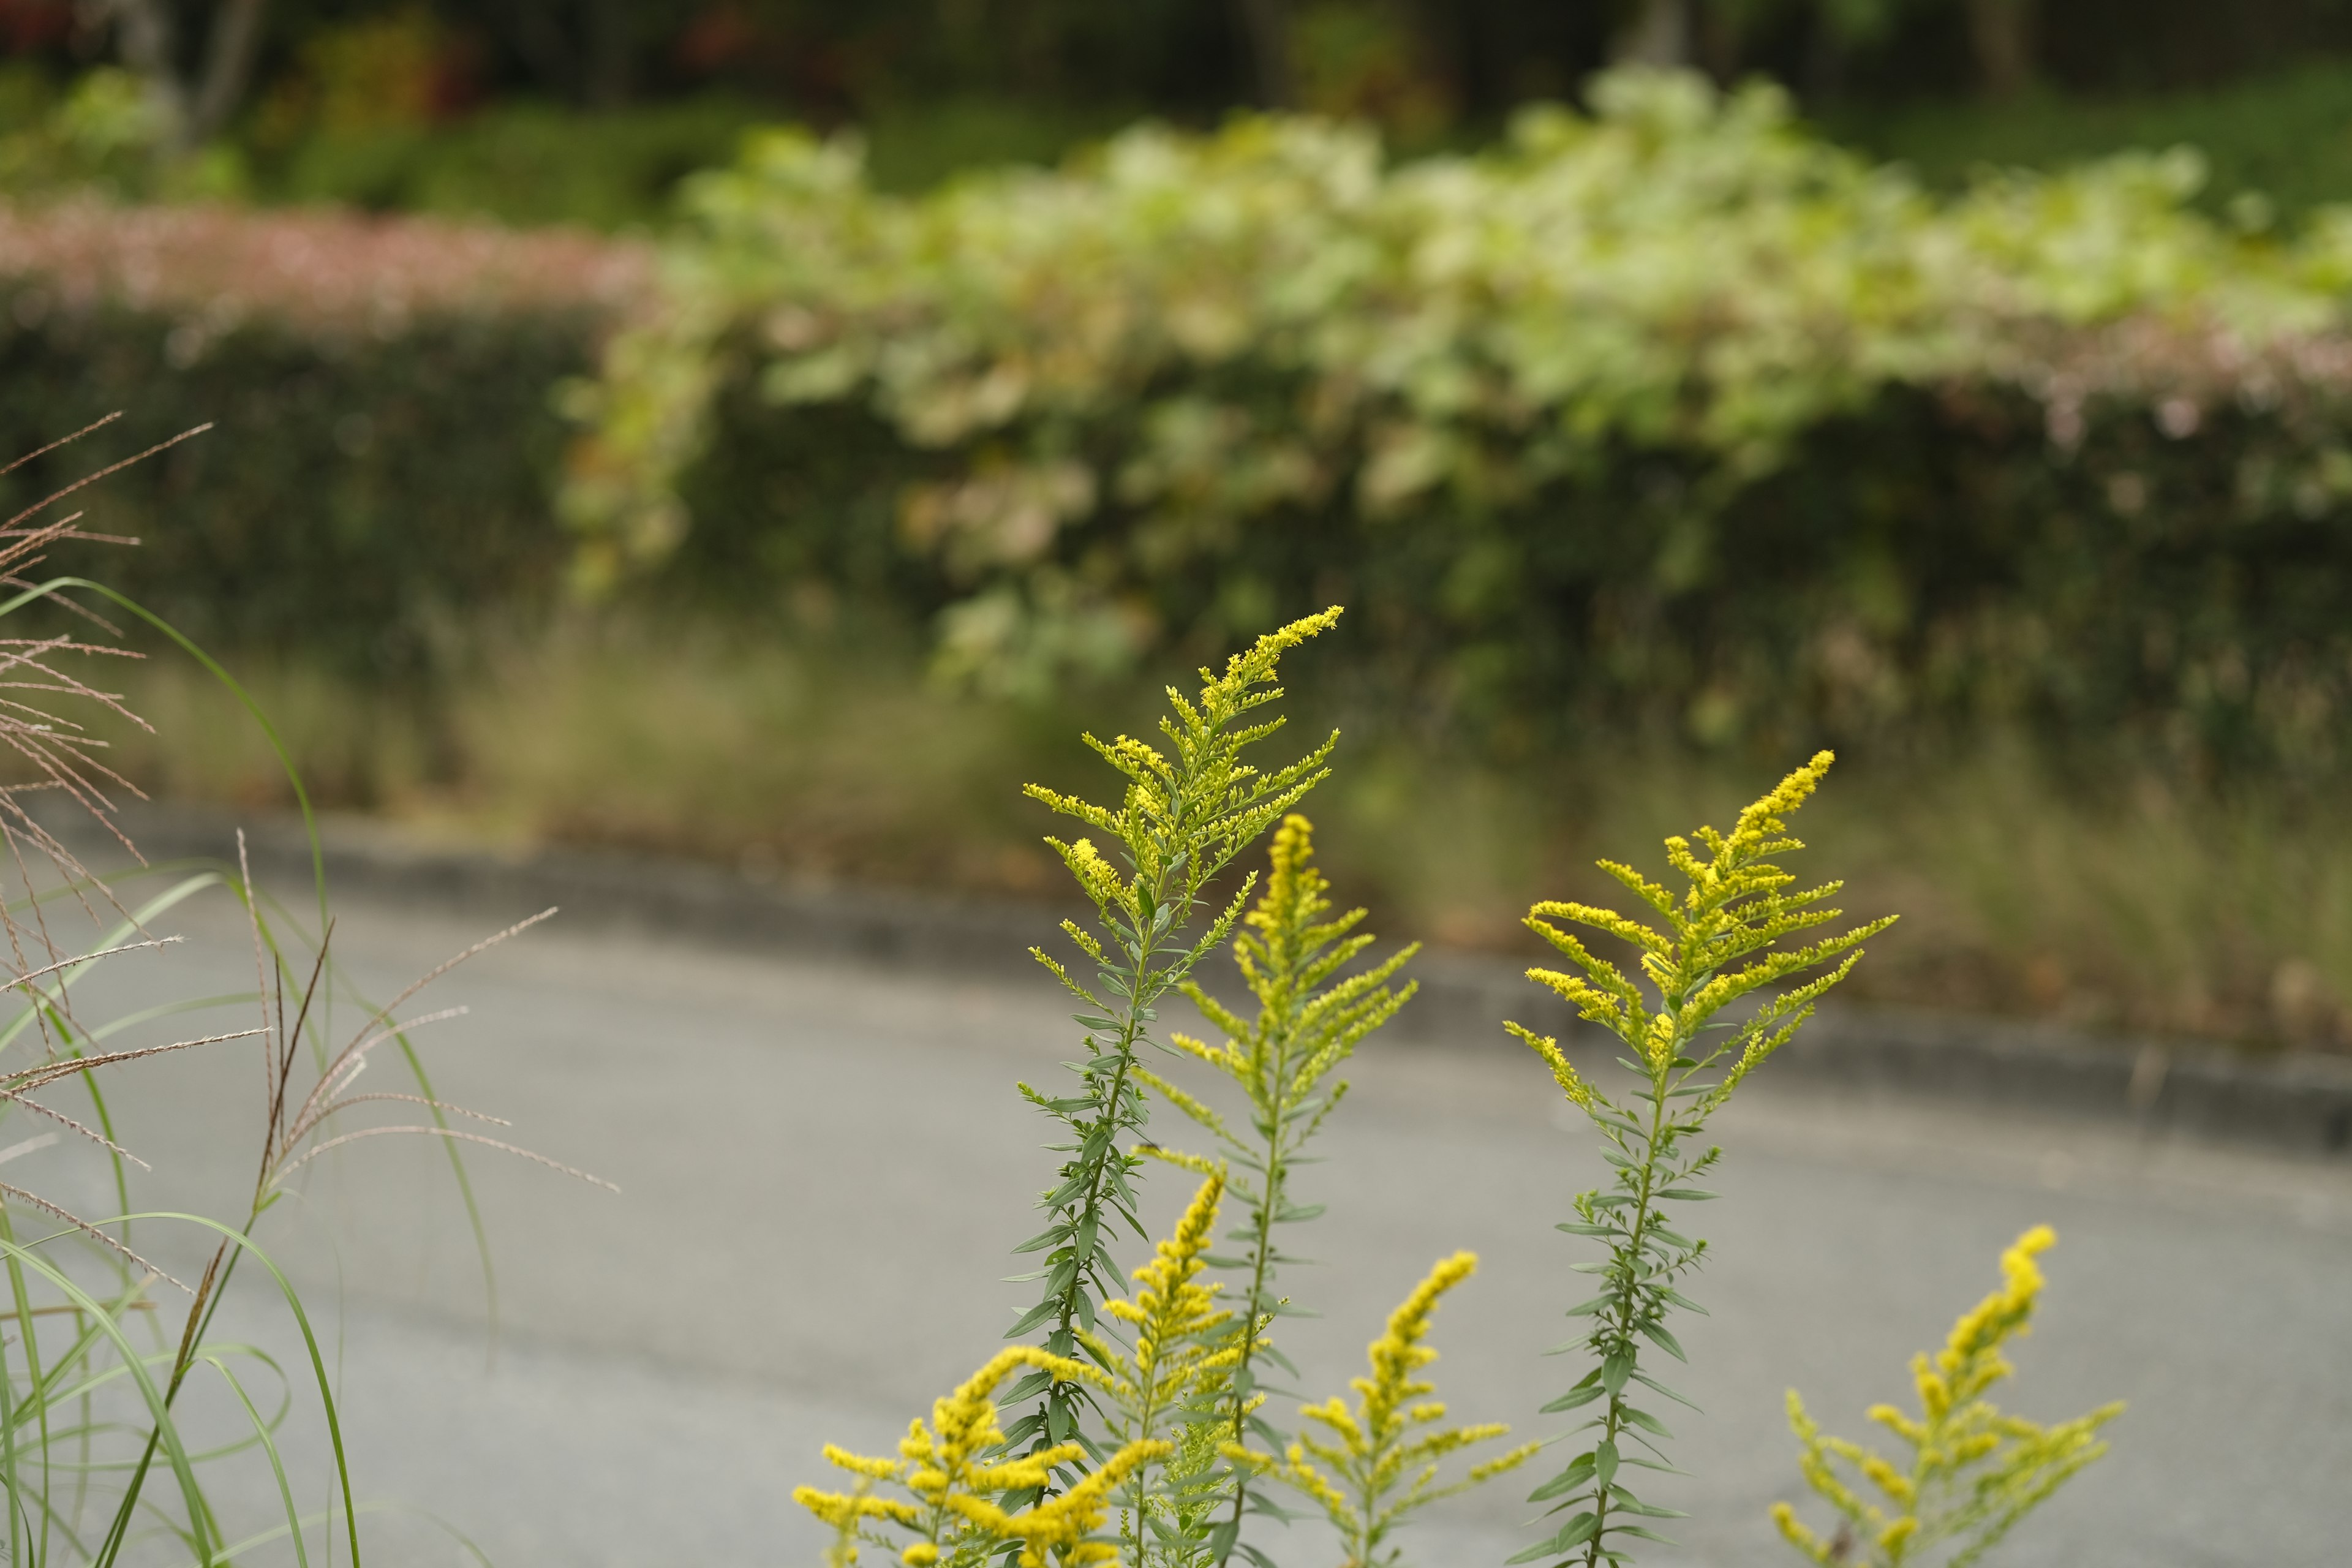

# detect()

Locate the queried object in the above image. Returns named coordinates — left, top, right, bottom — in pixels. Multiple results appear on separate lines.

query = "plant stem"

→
left=1584, top=1061, right=1672, bottom=1568
left=1215, top=1125, right=1285, bottom=1560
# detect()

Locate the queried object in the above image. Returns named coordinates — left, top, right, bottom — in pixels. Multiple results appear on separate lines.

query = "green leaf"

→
left=1565, top=1294, right=1613, bottom=1317
left=1507, top=1512, right=1596, bottom=1562
left=1005, top=1298, right=1061, bottom=1338
left=1636, top=1320, right=1686, bottom=1362
left=1528, top=1453, right=1596, bottom=1502
left=1620, top=1406, right=1673, bottom=1439
left=1629, top=1370, right=1701, bottom=1411
left=1610, top=1493, right=1689, bottom=1519
left=1654, top=1188, right=1716, bottom=1201
left=1541, top=1385, right=1606, bottom=1414
left=1012, top=1226, right=1071, bottom=1254
left=1601, top=1352, right=1634, bottom=1396
left=1594, top=1439, right=1618, bottom=1490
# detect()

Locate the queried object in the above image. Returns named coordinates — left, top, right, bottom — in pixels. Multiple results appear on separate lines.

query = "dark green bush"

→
left=664, top=364, right=2352, bottom=785
left=0, top=298, right=587, bottom=680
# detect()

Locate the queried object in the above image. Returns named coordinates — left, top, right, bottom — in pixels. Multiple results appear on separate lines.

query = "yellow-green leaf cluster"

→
left=1772, top=1226, right=2124, bottom=1568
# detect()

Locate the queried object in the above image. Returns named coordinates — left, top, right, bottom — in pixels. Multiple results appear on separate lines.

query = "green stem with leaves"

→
left=1002, top=611, right=1345, bottom=1491
left=1143, top=814, right=1415, bottom=1568
left=1509, top=753, right=1893, bottom=1568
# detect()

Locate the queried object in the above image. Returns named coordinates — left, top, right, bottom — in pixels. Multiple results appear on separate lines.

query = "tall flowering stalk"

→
left=1081, top=1172, right=1242, bottom=1568
left=1227, top=1253, right=1534, bottom=1567
left=1773, top=1227, right=2124, bottom=1567
left=1004, top=611, right=1341, bottom=1490
left=1144, top=813, right=1415, bottom=1566
left=1509, top=753, right=1893, bottom=1568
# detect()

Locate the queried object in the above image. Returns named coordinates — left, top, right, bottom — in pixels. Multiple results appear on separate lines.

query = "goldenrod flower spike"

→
left=1136, top=813, right=1419, bottom=1561
left=794, top=1347, right=1121, bottom=1568
left=1006, top=611, right=1343, bottom=1499
left=1232, top=1252, right=1530, bottom=1567
left=1771, top=1227, right=2124, bottom=1567
left=1077, top=1173, right=1256, bottom=1567
left=1512, top=755, right=1893, bottom=1568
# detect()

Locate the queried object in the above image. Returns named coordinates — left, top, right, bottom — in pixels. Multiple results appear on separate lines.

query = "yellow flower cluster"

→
left=1911, top=1224, right=2055, bottom=1428
left=793, top=1346, right=1167, bottom=1568
left=1152, top=813, right=1417, bottom=1140
left=1020, top=609, right=1342, bottom=935
left=1771, top=1227, right=2124, bottom=1568
left=1229, top=1253, right=1535, bottom=1566
left=1090, top=1172, right=1238, bottom=1436
left=1512, top=750, right=1893, bottom=1112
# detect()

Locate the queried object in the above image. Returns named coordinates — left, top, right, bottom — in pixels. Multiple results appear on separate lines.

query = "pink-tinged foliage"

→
left=0, top=198, right=653, bottom=339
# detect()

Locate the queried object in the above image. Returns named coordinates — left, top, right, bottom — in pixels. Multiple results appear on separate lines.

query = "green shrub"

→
left=566, top=67, right=2352, bottom=780
left=0, top=202, right=643, bottom=684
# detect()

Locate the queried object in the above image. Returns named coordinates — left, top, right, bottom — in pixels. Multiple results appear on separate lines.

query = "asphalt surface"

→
left=13, top=872, right=2350, bottom=1567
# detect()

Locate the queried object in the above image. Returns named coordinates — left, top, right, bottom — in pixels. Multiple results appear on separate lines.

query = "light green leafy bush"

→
left=564, top=66, right=2352, bottom=696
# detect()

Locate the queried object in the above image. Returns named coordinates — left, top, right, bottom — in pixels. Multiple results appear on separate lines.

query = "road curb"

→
left=82, top=803, right=2352, bottom=1161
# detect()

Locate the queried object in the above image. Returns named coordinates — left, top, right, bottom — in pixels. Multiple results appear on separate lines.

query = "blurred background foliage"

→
left=8, top=1, right=2352, bottom=1044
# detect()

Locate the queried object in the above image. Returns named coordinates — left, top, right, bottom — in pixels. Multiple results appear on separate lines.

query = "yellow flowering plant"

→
left=1508, top=752, right=1895, bottom=1567
left=793, top=1345, right=1166, bottom=1568
left=1772, top=1227, right=2124, bottom=1568
left=1003, top=609, right=1341, bottom=1493
left=1226, top=1253, right=1537, bottom=1568
left=791, top=617, right=2120, bottom=1568
left=1144, top=813, right=1417, bottom=1566
left=1079, top=1171, right=1243, bottom=1568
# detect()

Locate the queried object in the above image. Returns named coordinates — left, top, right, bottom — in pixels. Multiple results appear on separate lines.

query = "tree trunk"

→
left=101, top=0, right=190, bottom=145
left=188, top=0, right=271, bottom=147
left=1613, top=0, right=1695, bottom=69
left=1232, top=0, right=1295, bottom=108
left=1964, top=0, right=2036, bottom=99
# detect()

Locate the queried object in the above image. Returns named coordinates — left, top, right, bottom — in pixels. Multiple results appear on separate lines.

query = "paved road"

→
left=19, top=872, right=2352, bottom=1567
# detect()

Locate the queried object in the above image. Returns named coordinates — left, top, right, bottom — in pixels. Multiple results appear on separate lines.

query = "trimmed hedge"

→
left=0, top=202, right=644, bottom=677
left=575, top=74, right=2352, bottom=778
left=10, top=109, right=2352, bottom=790
left=660, top=342, right=2352, bottom=782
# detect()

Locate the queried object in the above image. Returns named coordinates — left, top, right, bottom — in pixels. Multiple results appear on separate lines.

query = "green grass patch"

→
left=101, top=630, right=2352, bottom=1054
